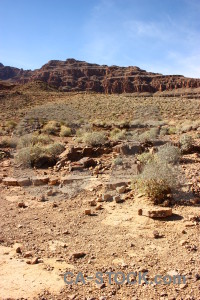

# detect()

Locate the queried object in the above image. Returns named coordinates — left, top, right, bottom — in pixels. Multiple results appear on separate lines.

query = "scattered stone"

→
left=89, top=199, right=97, bottom=206
left=114, top=195, right=124, bottom=203
left=162, top=199, right=170, bottom=207
left=85, top=209, right=91, bottom=215
left=37, top=195, right=46, bottom=202
left=13, top=243, right=23, bottom=254
left=52, top=202, right=58, bottom=208
left=72, top=252, right=86, bottom=259
left=182, top=230, right=187, bottom=234
left=3, top=177, right=19, bottom=186
left=47, top=189, right=55, bottom=196
left=195, top=274, right=200, bottom=281
left=180, top=240, right=188, bottom=246
left=63, top=230, right=70, bottom=235
left=116, top=185, right=126, bottom=194
left=179, top=283, right=188, bottom=289
left=17, top=224, right=23, bottom=229
left=96, top=282, right=106, bottom=289
left=78, top=157, right=97, bottom=168
left=153, top=230, right=160, bottom=239
left=31, top=257, right=39, bottom=265
left=24, top=251, right=33, bottom=258
left=32, top=176, right=49, bottom=186
left=138, top=209, right=143, bottom=215
left=95, top=204, right=102, bottom=210
left=102, top=193, right=113, bottom=202
left=185, top=222, right=195, bottom=227
left=17, top=202, right=26, bottom=208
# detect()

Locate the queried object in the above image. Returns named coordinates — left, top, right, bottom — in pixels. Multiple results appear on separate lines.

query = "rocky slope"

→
left=0, top=59, right=200, bottom=93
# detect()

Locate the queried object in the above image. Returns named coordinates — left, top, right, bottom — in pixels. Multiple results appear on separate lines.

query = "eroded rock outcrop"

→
left=0, top=58, right=200, bottom=93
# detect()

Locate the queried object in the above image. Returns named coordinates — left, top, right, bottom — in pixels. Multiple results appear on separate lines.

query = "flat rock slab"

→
left=17, top=178, right=31, bottom=186
left=139, top=207, right=173, bottom=218
left=2, top=177, right=19, bottom=186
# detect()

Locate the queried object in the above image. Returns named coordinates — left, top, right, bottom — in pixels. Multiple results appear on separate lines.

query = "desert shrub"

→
left=82, top=131, right=107, bottom=146
left=5, top=120, right=17, bottom=131
left=112, top=156, right=123, bottom=166
left=15, top=147, right=31, bottom=167
left=17, top=133, right=52, bottom=149
left=16, top=142, right=65, bottom=168
left=46, top=142, right=65, bottom=157
left=179, top=134, right=194, bottom=153
left=137, top=152, right=154, bottom=165
left=42, top=121, right=60, bottom=135
left=132, top=161, right=178, bottom=202
left=159, top=126, right=168, bottom=136
left=168, top=127, right=176, bottom=135
left=155, top=143, right=181, bottom=165
left=138, top=127, right=159, bottom=143
left=110, top=128, right=127, bottom=141
left=60, top=125, right=71, bottom=137
left=0, top=137, right=17, bottom=148
left=34, top=134, right=52, bottom=145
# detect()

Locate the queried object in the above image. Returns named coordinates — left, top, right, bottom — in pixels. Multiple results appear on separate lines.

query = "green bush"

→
left=112, top=156, right=123, bottom=166
left=179, top=134, right=194, bottom=153
left=137, top=152, right=154, bottom=165
left=155, top=143, right=181, bottom=165
left=132, top=161, right=178, bottom=202
left=82, top=131, right=107, bottom=146
left=15, top=142, right=65, bottom=168
left=60, top=125, right=71, bottom=137
left=0, top=137, right=17, bottom=148
left=138, top=127, right=158, bottom=143
left=168, top=127, right=176, bottom=135
left=110, top=128, right=127, bottom=141
left=17, top=133, right=52, bottom=149
left=42, top=121, right=60, bottom=135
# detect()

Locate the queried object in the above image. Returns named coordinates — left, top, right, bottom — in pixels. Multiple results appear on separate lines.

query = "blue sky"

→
left=1, top=0, right=200, bottom=77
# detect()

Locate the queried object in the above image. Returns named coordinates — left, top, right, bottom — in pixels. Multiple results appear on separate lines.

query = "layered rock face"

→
left=0, top=59, right=200, bottom=93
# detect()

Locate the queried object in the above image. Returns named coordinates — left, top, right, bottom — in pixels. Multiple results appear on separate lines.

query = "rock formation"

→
left=0, top=58, right=200, bottom=93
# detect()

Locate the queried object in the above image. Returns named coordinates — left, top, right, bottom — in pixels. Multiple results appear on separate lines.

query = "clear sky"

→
left=1, top=0, right=200, bottom=78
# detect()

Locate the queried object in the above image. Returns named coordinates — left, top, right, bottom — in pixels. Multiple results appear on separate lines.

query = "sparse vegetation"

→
left=42, top=120, right=60, bottom=135
left=132, top=161, right=178, bottom=203
left=0, top=137, right=17, bottom=148
left=137, top=152, right=154, bottom=165
left=109, top=128, right=127, bottom=141
left=60, top=125, right=71, bottom=137
left=112, top=156, right=123, bottom=166
left=82, top=131, right=107, bottom=146
left=155, top=143, right=181, bottom=165
left=179, top=134, right=194, bottom=153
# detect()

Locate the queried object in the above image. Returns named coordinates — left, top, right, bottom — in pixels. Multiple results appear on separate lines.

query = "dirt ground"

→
left=0, top=148, right=199, bottom=300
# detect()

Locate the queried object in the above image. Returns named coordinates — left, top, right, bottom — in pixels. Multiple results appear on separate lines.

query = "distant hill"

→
left=0, top=58, right=200, bottom=93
